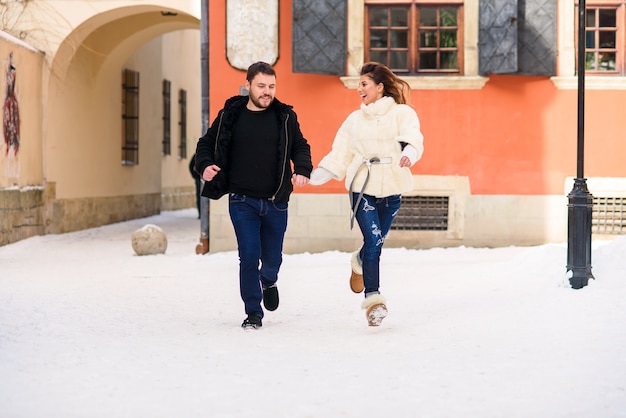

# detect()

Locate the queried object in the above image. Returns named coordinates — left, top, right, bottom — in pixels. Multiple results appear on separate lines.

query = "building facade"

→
left=1, top=0, right=624, bottom=252
left=207, top=0, right=626, bottom=253
left=0, top=1, right=201, bottom=245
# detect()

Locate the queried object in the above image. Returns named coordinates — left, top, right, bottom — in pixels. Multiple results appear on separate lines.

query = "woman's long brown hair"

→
left=360, top=62, right=411, bottom=105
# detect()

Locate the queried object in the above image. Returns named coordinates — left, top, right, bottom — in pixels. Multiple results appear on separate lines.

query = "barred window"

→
left=593, top=196, right=626, bottom=234
left=162, top=80, right=171, bottom=156
left=178, top=89, right=187, bottom=159
left=122, top=69, right=139, bottom=165
left=392, top=195, right=449, bottom=230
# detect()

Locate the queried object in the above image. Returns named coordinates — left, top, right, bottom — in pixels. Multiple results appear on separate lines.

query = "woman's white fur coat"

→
left=318, top=96, right=424, bottom=197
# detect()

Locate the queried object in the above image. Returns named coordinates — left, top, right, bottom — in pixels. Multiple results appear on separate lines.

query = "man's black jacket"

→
left=195, top=95, right=312, bottom=203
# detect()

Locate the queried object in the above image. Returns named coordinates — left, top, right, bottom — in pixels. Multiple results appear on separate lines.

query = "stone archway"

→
left=40, top=3, right=200, bottom=233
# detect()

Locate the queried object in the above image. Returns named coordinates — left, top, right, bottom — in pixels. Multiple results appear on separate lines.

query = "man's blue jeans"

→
left=352, top=193, right=402, bottom=296
left=228, top=193, right=288, bottom=318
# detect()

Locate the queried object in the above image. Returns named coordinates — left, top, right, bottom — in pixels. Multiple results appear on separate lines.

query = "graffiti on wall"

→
left=2, top=52, right=20, bottom=177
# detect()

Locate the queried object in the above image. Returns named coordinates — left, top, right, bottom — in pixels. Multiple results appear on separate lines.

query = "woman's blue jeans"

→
left=228, top=193, right=288, bottom=318
left=352, top=193, right=402, bottom=296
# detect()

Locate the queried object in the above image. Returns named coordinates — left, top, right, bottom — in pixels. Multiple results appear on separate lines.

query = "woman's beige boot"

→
left=195, top=238, right=209, bottom=255
left=361, top=294, right=388, bottom=326
left=350, top=250, right=364, bottom=293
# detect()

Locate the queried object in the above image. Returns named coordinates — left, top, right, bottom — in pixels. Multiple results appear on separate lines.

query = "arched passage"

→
left=43, top=5, right=200, bottom=232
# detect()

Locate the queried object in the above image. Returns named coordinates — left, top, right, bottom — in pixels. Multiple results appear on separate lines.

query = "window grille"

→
left=122, top=69, right=139, bottom=165
left=162, top=80, right=171, bottom=156
left=392, top=195, right=449, bottom=231
left=178, top=89, right=187, bottom=159
left=479, top=0, right=557, bottom=75
left=292, top=0, right=347, bottom=75
left=592, top=196, right=626, bottom=234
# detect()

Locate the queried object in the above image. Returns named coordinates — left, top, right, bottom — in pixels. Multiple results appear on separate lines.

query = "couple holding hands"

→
left=194, top=61, right=424, bottom=330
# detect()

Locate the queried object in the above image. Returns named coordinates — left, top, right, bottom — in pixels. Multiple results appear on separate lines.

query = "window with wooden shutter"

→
left=292, top=0, right=348, bottom=75
left=517, top=0, right=556, bottom=75
left=479, top=0, right=556, bottom=75
left=364, top=0, right=464, bottom=75
left=479, top=0, right=518, bottom=74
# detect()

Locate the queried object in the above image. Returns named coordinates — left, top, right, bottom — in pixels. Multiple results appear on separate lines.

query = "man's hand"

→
left=291, top=173, right=310, bottom=187
left=202, top=165, right=221, bottom=182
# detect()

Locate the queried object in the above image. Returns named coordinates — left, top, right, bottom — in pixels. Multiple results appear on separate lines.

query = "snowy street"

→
left=1, top=209, right=625, bottom=418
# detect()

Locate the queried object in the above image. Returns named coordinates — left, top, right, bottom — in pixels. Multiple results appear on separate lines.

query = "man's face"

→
left=246, top=73, right=276, bottom=110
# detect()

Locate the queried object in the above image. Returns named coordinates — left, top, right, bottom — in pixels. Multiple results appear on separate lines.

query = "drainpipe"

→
left=201, top=0, right=209, bottom=133
left=198, top=0, right=210, bottom=253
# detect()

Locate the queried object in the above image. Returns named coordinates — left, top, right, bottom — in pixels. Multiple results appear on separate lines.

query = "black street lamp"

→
left=566, top=0, right=594, bottom=289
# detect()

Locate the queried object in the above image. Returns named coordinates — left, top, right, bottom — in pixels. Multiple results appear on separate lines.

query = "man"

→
left=195, top=62, right=312, bottom=330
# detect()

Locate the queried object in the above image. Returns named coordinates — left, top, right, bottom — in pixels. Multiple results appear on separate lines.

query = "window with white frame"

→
left=347, top=0, right=486, bottom=90
left=365, top=1, right=464, bottom=75
left=580, top=1, right=625, bottom=75
left=554, top=0, right=626, bottom=89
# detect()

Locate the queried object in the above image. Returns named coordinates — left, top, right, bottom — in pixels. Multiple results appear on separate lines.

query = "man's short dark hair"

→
left=246, top=61, right=276, bottom=82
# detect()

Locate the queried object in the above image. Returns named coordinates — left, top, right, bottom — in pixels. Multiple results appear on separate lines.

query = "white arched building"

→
left=1, top=1, right=202, bottom=244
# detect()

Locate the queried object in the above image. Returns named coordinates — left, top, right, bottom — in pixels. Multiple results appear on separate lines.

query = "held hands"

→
left=292, top=173, right=310, bottom=187
left=309, top=167, right=335, bottom=185
left=204, top=164, right=310, bottom=186
left=202, top=165, right=221, bottom=182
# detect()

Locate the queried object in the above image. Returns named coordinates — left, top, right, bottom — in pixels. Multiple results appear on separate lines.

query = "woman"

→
left=309, top=62, right=424, bottom=326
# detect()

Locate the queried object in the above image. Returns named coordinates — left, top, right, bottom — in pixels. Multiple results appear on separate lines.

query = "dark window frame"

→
left=162, top=79, right=171, bottom=156
left=122, top=69, right=139, bottom=166
left=364, top=0, right=464, bottom=75
left=178, top=89, right=187, bottom=159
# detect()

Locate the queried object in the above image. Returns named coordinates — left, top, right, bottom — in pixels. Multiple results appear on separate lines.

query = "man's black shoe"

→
left=262, top=284, right=279, bottom=311
left=241, top=314, right=262, bottom=330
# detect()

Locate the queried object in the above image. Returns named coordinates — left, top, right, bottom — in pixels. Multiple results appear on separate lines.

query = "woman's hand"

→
left=399, top=156, right=411, bottom=168
left=309, top=167, right=335, bottom=185
left=399, top=144, right=418, bottom=168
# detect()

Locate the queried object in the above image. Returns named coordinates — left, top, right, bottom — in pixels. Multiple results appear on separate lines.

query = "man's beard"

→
left=250, top=94, right=273, bottom=109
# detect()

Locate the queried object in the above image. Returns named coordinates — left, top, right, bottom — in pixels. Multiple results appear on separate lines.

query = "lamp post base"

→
left=566, top=178, right=594, bottom=289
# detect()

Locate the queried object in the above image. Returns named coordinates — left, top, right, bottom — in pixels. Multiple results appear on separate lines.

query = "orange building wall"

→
left=208, top=2, right=626, bottom=197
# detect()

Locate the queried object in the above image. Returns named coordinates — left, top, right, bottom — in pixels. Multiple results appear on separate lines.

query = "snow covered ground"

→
left=1, top=208, right=625, bottom=418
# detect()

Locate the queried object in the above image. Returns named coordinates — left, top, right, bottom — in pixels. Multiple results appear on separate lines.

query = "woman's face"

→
left=357, top=75, right=383, bottom=106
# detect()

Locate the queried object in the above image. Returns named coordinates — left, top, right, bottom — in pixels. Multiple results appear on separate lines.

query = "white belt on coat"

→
left=349, top=156, right=393, bottom=229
